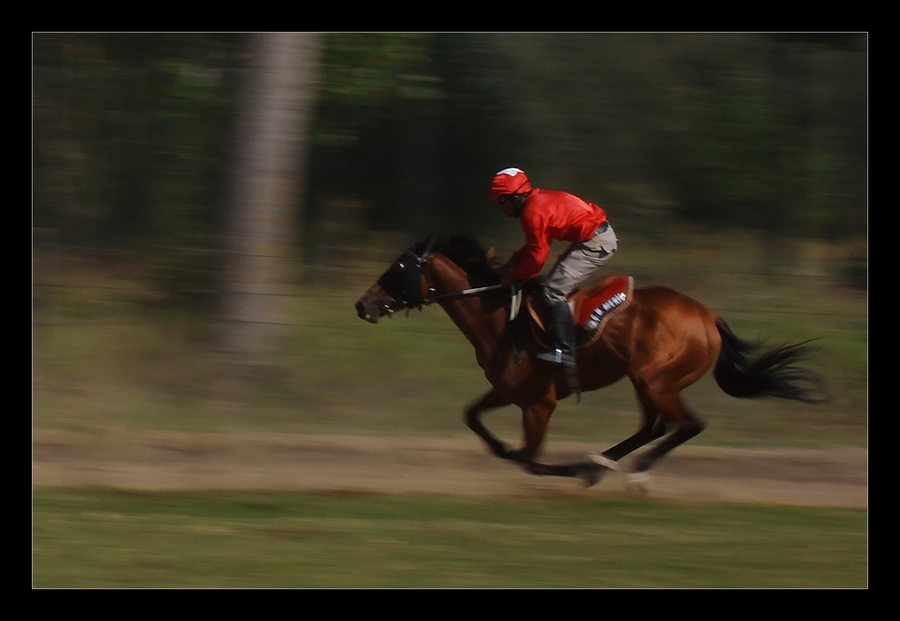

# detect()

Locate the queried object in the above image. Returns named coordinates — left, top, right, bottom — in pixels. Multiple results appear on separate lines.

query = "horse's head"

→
left=355, top=236, right=436, bottom=323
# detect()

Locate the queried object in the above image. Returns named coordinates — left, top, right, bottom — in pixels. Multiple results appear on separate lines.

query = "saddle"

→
left=521, top=274, right=634, bottom=349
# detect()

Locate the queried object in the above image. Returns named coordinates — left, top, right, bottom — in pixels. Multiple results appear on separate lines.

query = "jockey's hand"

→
left=498, top=263, right=515, bottom=287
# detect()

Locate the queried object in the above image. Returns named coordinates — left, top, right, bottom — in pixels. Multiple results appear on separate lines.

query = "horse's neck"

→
left=429, top=255, right=507, bottom=360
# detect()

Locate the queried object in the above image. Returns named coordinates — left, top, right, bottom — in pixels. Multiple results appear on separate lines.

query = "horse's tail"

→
left=713, top=318, right=825, bottom=405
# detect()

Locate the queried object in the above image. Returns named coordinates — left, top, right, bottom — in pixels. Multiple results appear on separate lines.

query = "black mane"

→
left=412, top=235, right=501, bottom=286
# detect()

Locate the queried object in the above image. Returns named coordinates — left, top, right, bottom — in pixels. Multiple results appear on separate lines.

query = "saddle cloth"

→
left=526, top=274, right=633, bottom=348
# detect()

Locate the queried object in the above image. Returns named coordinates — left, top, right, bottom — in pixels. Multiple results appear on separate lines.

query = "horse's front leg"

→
left=516, top=399, right=610, bottom=486
left=465, top=390, right=514, bottom=460
left=467, top=390, right=606, bottom=487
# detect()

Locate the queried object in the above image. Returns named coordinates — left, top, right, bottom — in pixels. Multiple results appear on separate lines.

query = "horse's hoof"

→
left=588, top=453, right=619, bottom=471
left=625, top=471, right=651, bottom=494
left=577, top=465, right=606, bottom=488
left=505, top=448, right=531, bottom=465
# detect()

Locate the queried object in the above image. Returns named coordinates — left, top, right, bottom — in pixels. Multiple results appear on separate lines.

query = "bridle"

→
left=376, top=236, right=506, bottom=314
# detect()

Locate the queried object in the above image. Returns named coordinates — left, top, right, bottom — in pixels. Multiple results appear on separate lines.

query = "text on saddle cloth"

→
left=573, top=275, right=632, bottom=333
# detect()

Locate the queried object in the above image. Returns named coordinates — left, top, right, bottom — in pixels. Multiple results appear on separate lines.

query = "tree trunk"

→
left=219, top=33, right=321, bottom=371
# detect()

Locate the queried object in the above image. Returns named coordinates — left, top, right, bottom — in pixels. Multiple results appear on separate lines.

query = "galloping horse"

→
left=355, top=235, right=822, bottom=486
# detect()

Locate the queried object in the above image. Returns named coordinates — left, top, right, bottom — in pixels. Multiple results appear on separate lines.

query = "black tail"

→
left=714, top=318, right=825, bottom=405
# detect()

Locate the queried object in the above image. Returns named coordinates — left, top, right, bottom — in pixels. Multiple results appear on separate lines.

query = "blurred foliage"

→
left=492, top=34, right=867, bottom=239
left=33, top=33, right=247, bottom=308
left=33, top=33, right=867, bottom=310
left=306, top=33, right=525, bottom=256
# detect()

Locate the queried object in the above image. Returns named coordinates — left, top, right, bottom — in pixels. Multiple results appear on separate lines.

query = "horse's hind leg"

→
left=632, top=391, right=705, bottom=473
left=597, top=391, right=669, bottom=463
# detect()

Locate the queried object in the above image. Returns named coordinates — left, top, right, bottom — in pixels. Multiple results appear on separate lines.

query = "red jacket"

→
left=510, top=188, right=608, bottom=281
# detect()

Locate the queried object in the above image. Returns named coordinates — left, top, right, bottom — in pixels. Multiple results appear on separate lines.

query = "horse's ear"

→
left=422, top=233, right=436, bottom=256
left=486, top=247, right=495, bottom=263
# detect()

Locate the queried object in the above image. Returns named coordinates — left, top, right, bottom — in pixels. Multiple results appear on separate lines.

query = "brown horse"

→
left=355, top=235, right=822, bottom=486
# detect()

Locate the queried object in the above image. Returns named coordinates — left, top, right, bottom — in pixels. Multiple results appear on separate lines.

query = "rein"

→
left=433, top=283, right=507, bottom=301
left=413, top=237, right=506, bottom=305
left=414, top=241, right=517, bottom=318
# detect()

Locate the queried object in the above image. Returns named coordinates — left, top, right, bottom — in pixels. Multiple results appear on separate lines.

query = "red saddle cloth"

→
left=571, top=274, right=632, bottom=333
left=524, top=274, right=633, bottom=347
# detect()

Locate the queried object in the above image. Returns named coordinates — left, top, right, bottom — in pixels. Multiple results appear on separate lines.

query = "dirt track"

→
left=32, top=429, right=867, bottom=509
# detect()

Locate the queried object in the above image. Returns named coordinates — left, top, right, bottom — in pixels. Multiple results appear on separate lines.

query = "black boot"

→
left=536, top=300, right=577, bottom=368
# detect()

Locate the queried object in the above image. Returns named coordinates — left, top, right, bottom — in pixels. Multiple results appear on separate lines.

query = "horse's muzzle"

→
left=356, top=300, right=375, bottom=323
left=356, top=298, right=391, bottom=323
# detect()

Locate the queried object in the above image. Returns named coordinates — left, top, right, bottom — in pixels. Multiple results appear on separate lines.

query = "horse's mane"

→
left=413, top=235, right=501, bottom=286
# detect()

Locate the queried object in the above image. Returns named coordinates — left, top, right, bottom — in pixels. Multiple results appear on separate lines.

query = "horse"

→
left=355, top=234, right=823, bottom=486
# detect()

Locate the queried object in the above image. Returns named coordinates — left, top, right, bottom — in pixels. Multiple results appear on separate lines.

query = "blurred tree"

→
left=218, top=33, right=321, bottom=361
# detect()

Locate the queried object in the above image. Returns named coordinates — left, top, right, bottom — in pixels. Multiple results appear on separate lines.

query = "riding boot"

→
left=536, top=300, right=577, bottom=368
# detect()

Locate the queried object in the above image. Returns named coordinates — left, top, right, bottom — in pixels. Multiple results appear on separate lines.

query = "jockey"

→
left=490, top=167, right=618, bottom=368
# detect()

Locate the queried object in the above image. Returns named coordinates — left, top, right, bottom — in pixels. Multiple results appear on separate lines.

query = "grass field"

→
left=33, top=489, right=867, bottom=588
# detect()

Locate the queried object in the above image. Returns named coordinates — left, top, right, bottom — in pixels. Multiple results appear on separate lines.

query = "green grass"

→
left=32, top=488, right=868, bottom=588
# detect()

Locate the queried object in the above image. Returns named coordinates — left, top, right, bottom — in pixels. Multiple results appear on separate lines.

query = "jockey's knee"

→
left=542, top=286, right=568, bottom=305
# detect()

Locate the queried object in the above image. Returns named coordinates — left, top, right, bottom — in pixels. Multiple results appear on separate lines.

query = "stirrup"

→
left=535, top=348, right=576, bottom=368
